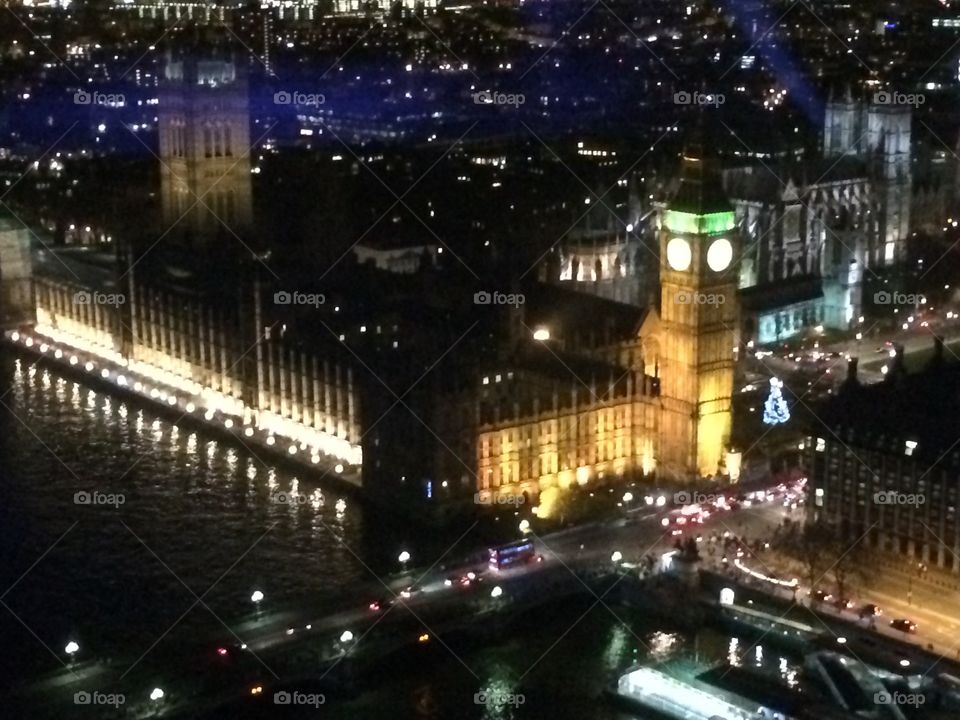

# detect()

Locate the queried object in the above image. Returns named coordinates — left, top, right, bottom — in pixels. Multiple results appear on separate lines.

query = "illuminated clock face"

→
left=666, top=238, right=692, bottom=271
left=707, top=238, right=733, bottom=272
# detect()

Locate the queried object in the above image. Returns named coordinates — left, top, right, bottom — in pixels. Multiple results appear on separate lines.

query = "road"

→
left=235, top=490, right=797, bottom=659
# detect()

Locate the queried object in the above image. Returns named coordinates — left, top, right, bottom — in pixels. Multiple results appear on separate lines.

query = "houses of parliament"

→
left=10, top=47, right=745, bottom=515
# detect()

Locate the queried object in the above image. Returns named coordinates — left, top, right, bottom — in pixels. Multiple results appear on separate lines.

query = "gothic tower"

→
left=823, top=85, right=860, bottom=157
left=866, top=103, right=911, bottom=266
left=658, top=139, right=738, bottom=480
left=158, top=49, right=253, bottom=241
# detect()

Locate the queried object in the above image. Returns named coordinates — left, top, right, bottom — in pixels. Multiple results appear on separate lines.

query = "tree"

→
left=831, top=533, right=873, bottom=601
left=778, top=520, right=836, bottom=591
left=763, top=377, right=791, bottom=425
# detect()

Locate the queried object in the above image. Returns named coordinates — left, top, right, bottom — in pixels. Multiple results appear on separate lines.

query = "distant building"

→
left=353, top=237, right=439, bottom=274
left=807, top=341, right=960, bottom=572
left=725, top=90, right=911, bottom=343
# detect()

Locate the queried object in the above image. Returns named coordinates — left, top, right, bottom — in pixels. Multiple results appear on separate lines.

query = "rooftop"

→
left=816, top=339, right=960, bottom=463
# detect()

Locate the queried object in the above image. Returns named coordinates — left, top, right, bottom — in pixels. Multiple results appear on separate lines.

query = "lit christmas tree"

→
left=763, top=377, right=790, bottom=425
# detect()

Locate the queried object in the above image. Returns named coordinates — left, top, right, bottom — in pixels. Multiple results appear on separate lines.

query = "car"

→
left=369, top=599, right=386, bottom=612
left=833, top=597, right=854, bottom=610
left=890, top=618, right=918, bottom=633
left=811, top=590, right=834, bottom=603
left=399, top=584, right=422, bottom=600
left=859, top=603, right=882, bottom=618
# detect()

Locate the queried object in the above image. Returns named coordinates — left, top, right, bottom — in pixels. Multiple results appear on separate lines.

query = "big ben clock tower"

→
left=658, top=138, right=738, bottom=480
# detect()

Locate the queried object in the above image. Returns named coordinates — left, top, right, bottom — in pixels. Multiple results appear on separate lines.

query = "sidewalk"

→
left=875, top=553, right=960, bottom=593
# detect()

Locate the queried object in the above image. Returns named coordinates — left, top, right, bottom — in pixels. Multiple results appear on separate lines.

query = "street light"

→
left=611, top=551, right=623, bottom=564
left=490, top=586, right=503, bottom=598
left=65, top=641, right=79, bottom=660
left=398, top=550, right=410, bottom=572
left=340, top=630, right=354, bottom=643
left=150, top=687, right=164, bottom=702
left=251, top=589, right=264, bottom=615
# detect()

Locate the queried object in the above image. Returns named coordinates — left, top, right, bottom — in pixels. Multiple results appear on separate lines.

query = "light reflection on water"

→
left=0, top=350, right=403, bottom=689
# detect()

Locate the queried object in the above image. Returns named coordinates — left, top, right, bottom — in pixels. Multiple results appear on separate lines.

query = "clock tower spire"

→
left=658, top=135, right=738, bottom=480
